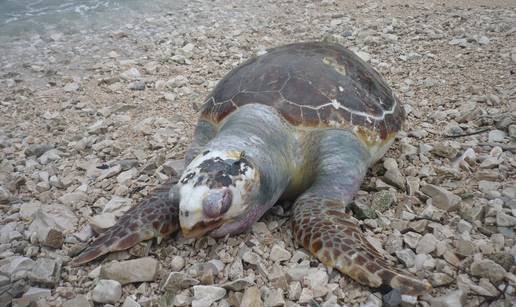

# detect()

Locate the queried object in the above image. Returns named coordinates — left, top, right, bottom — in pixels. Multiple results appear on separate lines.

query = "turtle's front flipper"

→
left=71, top=181, right=179, bottom=266
left=292, top=130, right=431, bottom=295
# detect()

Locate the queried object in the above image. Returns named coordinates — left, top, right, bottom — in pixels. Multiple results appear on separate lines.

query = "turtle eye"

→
left=202, top=188, right=232, bottom=218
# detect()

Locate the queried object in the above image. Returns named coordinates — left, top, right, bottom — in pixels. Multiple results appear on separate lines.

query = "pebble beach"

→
left=0, top=0, right=515, bottom=306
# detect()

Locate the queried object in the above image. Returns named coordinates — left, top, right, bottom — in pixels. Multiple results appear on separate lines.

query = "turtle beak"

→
left=180, top=188, right=233, bottom=238
left=181, top=218, right=225, bottom=238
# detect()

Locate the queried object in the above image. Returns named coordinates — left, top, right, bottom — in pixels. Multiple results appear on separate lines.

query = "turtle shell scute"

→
left=201, top=41, right=404, bottom=139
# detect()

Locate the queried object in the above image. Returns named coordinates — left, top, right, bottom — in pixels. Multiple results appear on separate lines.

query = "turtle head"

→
left=177, top=150, right=260, bottom=238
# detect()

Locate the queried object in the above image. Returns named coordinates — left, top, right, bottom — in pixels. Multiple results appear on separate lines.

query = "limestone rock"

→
left=91, top=279, right=122, bottom=304
left=269, top=244, right=292, bottom=262
left=421, top=184, right=461, bottom=211
left=192, top=285, right=226, bottom=307
left=62, top=295, right=92, bottom=307
left=170, top=255, right=185, bottom=272
left=416, top=233, right=437, bottom=254
left=264, top=288, right=285, bottom=307
left=428, top=290, right=465, bottom=307
left=28, top=258, right=61, bottom=286
left=122, top=296, right=141, bottom=307
left=241, top=287, right=262, bottom=307
left=470, top=259, right=507, bottom=283
left=100, top=257, right=159, bottom=285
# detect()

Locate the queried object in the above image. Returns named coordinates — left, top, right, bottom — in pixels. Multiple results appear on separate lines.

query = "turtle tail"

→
left=292, top=194, right=432, bottom=296
left=70, top=181, right=180, bottom=266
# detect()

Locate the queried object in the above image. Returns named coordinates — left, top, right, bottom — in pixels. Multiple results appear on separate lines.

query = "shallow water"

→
left=0, top=0, right=182, bottom=39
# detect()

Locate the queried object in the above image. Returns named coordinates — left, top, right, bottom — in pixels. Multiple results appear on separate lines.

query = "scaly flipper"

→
left=291, top=130, right=431, bottom=295
left=70, top=181, right=180, bottom=266
left=292, top=195, right=431, bottom=295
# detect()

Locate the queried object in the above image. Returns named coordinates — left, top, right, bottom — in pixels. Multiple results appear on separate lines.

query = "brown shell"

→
left=200, top=41, right=404, bottom=140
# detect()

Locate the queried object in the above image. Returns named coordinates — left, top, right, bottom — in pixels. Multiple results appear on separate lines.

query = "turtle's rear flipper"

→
left=292, top=195, right=432, bottom=295
left=70, top=182, right=179, bottom=266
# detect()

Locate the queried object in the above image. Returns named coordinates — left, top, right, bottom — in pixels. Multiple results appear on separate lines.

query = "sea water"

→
left=0, top=0, right=182, bottom=39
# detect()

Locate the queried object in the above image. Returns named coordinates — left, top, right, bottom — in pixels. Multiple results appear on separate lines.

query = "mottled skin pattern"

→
left=72, top=42, right=431, bottom=295
left=71, top=181, right=180, bottom=266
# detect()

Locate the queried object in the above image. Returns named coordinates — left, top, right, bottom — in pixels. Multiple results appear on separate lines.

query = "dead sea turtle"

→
left=72, top=41, right=431, bottom=295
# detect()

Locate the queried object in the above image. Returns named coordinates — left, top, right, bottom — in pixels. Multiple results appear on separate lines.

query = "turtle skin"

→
left=72, top=42, right=431, bottom=296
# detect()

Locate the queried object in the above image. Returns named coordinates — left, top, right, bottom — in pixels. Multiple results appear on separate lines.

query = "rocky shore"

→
left=0, top=0, right=515, bottom=306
